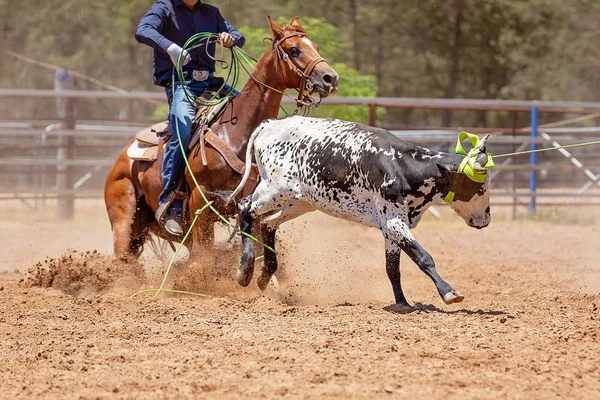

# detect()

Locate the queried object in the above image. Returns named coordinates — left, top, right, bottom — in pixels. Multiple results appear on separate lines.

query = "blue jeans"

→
left=159, top=78, right=235, bottom=209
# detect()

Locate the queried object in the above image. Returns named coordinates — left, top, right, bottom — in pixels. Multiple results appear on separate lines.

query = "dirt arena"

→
left=1, top=201, right=599, bottom=399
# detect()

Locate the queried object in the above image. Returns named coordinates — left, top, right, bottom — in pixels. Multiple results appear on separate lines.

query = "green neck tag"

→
left=444, top=131, right=495, bottom=204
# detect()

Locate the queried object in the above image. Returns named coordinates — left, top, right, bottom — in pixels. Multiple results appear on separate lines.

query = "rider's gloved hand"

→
left=219, top=32, right=236, bottom=48
left=166, top=43, right=191, bottom=67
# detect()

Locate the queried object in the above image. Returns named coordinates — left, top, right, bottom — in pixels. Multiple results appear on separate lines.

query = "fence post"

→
left=55, top=69, right=76, bottom=219
left=529, top=105, right=538, bottom=213
left=511, top=111, right=518, bottom=219
left=369, top=104, right=377, bottom=127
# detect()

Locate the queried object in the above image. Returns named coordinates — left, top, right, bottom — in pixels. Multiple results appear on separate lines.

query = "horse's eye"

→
left=289, top=47, right=300, bottom=58
left=477, top=186, right=486, bottom=196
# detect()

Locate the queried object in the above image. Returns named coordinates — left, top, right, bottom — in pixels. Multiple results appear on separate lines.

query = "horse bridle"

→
left=239, top=31, right=327, bottom=111
left=272, top=32, right=327, bottom=109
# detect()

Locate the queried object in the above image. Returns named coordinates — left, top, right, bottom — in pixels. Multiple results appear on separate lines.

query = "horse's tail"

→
left=226, top=124, right=264, bottom=204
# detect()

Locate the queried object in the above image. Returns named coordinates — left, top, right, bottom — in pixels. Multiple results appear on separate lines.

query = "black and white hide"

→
left=228, top=116, right=491, bottom=306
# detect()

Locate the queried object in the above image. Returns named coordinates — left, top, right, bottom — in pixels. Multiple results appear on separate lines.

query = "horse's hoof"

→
left=257, top=274, right=271, bottom=291
left=236, top=268, right=254, bottom=287
left=443, top=290, right=465, bottom=305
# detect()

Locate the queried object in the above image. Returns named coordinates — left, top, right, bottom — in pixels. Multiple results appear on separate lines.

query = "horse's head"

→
left=268, top=16, right=339, bottom=99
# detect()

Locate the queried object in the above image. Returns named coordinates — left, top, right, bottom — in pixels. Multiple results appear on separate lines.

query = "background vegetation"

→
left=1, top=0, right=599, bottom=126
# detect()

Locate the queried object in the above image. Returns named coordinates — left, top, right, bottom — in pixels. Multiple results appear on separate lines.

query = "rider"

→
left=135, top=0, right=245, bottom=236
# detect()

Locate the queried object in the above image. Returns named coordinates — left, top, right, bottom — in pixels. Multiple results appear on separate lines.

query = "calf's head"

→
left=441, top=134, right=493, bottom=229
left=449, top=175, right=491, bottom=229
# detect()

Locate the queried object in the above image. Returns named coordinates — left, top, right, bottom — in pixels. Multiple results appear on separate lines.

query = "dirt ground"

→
left=0, top=200, right=599, bottom=399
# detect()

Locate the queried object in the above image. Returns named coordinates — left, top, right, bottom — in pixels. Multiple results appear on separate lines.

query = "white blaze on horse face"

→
left=300, top=37, right=321, bottom=61
left=450, top=176, right=491, bottom=229
left=293, top=36, right=337, bottom=96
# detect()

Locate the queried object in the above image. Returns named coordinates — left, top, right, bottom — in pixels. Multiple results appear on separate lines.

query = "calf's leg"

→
left=237, top=198, right=256, bottom=286
left=256, top=201, right=313, bottom=290
left=384, top=239, right=409, bottom=306
left=236, top=181, right=299, bottom=287
left=383, top=216, right=463, bottom=305
left=400, top=239, right=464, bottom=304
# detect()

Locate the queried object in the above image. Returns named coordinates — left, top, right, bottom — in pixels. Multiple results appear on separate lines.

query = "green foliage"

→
left=313, top=63, right=382, bottom=124
left=1, top=0, right=599, bottom=128
left=151, top=105, right=169, bottom=122
left=233, top=18, right=380, bottom=123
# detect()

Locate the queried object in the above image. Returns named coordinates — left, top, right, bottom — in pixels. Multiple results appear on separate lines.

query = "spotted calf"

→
left=229, top=116, right=491, bottom=306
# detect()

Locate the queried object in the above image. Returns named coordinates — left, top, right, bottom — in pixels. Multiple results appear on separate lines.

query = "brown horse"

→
left=104, top=16, right=339, bottom=261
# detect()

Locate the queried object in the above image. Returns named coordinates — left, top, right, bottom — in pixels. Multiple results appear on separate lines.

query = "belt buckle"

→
left=193, top=70, right=209, bottom=81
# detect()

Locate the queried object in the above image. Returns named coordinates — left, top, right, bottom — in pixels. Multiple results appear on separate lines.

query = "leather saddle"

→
left=127, top=98, right=228, bottom=164
left=126, top=96, right=258, bottom=203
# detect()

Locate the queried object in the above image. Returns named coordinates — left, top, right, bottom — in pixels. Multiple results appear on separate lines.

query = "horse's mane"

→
left=281, top=23, right=307, bottom=36
left=268, top=23, right=308, bottom=46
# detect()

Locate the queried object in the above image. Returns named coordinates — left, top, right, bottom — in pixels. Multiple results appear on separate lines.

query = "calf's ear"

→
left=436, top=162, right=453, bottom=179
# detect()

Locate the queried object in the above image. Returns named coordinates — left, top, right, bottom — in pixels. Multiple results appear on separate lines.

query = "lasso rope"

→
left=133, top=35, right=600, bottom=299
left=133, top=34, right=277, bottom=300
left=442, top=132, right=600, bottom=204
left=493, top=140, right=600, bottom=158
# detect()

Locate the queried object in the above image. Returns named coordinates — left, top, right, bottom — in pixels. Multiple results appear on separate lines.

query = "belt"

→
left=164, top=70, right=214, bottom=88
left=192, top=70, right=213, bottom=82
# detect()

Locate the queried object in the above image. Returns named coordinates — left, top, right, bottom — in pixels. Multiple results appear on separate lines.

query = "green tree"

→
left=2, top=0, right=599, bottom=128
left=232, top=16, right=380, bottom=123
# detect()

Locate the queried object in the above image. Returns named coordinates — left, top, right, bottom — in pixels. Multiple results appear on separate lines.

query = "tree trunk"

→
left=442, top=0, right=465, bottom=126
left=349, top=0, right=360, bottom=70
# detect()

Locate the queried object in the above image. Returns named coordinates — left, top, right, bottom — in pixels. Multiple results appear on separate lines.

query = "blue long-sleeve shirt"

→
left=135, top=0, right=245, bottom=87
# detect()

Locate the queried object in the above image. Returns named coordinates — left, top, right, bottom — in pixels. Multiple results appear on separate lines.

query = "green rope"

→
left=177, top=33, right=239, bottom=106
left=152, top=201, right=213, bottom=299
left=494, top=140, right=600, bottom=158
left=232, top=46, right=290, bottom=116
left=135, top=34, right=278, bottom=300
left=130, top=289, right=211, bottom=299
left=171, top=34, right=276, bottom=253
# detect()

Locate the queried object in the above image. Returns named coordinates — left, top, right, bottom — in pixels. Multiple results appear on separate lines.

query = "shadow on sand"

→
left=383, top=302, right=509, bottom=316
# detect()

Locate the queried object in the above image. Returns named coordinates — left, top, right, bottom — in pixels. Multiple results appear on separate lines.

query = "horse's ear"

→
left=268, top=15, right=284, bottom=39
left=290, top=16, right=301, bottom=27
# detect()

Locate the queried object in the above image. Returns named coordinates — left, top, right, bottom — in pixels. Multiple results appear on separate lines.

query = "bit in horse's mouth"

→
left=314, top=87, right=334, bottom=98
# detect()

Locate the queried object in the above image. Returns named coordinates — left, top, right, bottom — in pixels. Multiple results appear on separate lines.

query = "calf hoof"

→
left=236, top=267, right=254, bottom=287
left=443, top=290, right=465, bottom=305
left=257, top=273, right=272, bottom=291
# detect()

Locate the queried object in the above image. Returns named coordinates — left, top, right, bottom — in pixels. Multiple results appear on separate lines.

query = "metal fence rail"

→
left=2, top=89, right=599, bottom=218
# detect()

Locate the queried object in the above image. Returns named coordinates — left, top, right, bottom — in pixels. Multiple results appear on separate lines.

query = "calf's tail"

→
left=226, top=125, right=264, bottom=204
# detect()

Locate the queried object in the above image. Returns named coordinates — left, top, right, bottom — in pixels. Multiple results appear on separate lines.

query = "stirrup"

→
left=155, top=192, right=184, bottom=236
left=155, top=191, right=177, bottom=225
left=163, top=213, right=184, bottom=236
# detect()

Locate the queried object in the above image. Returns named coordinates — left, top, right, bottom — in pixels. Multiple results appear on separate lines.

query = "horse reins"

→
left=239, top=31, right=327, bottom=112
